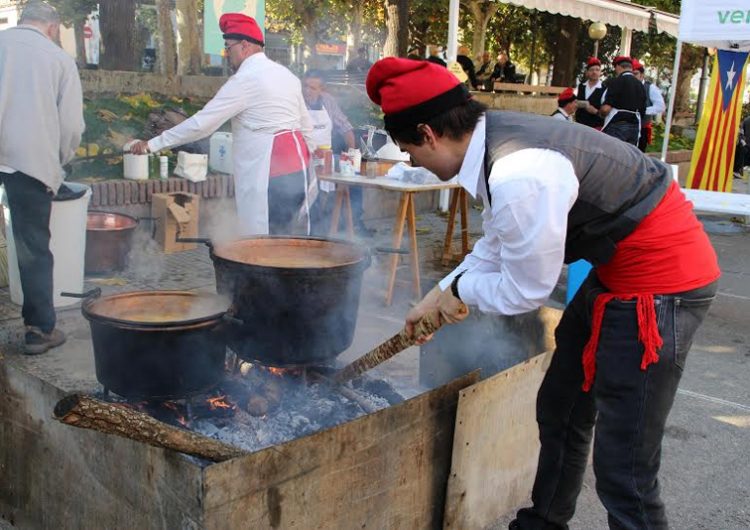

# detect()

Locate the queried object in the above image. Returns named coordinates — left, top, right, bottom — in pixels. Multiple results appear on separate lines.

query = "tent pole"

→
left=661, top=39, right=683, bottom=162
left=440, top=0, right=461, bottom=212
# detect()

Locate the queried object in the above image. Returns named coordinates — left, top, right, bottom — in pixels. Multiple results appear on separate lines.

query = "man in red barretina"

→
left=366, top=57, right=720, bottom=530
left=129, top=14, right=315, bottom=236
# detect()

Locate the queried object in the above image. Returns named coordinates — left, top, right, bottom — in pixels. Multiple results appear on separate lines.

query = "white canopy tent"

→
left=661, top=0, right=750, bottom=160
left=446, top=0, right=680, bottom=63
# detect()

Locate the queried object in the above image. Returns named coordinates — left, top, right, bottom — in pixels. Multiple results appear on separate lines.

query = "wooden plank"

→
left=202, top=372, right=480, bottom=530
left=443, top=352, right=555, bottom=530
left=492, top=82, right=566, bottom=95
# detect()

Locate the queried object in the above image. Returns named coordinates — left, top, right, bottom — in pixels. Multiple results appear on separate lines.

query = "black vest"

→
left=575, top=82, right=604, bottom=128
left=642, top=81, right=654, bottom=125
left=483, top=111, right=671, bottom=265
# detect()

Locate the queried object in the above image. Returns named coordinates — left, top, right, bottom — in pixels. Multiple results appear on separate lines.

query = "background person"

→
left=551, top=88, right=577, bottom=122
left=474, top=51, right=496, bottom=92
left=575, top=57, right=605, bottom=129
left=302, top=71, right=373, bottom=237
left=130, top=13, right=314, bottom=236
left=632, top=58, right=666, bottom=152
left=0, top=1, right=84, bottom=354
left=599, top=56, right=647, bottom=146
left=365, top=57, right=719, bottom=530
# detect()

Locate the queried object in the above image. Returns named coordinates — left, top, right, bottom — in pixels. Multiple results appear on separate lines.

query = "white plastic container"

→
left=2, top=182, right=92, bottom=308
left=209, top=132, right=233, bottom=174
left=123, top=153, right=150, bottom=180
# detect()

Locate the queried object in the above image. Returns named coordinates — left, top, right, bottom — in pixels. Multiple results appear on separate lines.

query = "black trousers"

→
left=0, top=172, right=56, bottom=332
left=268, top=171, right=307, bottom=235
left=515, top=273, right=717, bottom=530
left=603, top=121, right=640, bottom=146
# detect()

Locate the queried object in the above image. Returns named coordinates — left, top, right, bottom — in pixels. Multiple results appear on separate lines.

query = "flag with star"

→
left=686, top=49, right=750, bottom=192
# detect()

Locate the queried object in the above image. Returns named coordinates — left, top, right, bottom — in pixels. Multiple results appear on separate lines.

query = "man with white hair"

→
left=0, top=1, right=85, bottom=354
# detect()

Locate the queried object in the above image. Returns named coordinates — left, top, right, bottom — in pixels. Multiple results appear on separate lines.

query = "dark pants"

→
left=0, top=172, right=55, bottom=332
left=268, top=171, right=307, bottom=235
left=637, top=128, right=649, bottom=153
left=603, top=121, right=640, bottom=146
left=515, top=273, right=717, bottom=530
left=310, top=187, right=367, bottom=237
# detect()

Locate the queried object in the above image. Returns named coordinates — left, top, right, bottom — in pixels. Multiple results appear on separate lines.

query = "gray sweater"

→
left=0, top=25, right=84, bottom=192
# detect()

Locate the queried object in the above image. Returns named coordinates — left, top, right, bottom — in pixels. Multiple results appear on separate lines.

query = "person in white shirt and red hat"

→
left=129, top=13, right=315, bottom=236
left=551, top=88, right=577, bottom=122
left=365, top=57, right=720, bottom=530
left=632, top=57, right=667, bottom=153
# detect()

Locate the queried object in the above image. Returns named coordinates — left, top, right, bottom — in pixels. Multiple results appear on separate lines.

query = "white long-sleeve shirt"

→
left=149, top=53, right=313, bottom=153
left=644, top=81, right=666, bottom=118
left=438, top=117, right=580, bottom=315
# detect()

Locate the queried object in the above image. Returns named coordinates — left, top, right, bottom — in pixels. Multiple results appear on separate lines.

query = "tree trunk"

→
left=349, top=4, right=363, bottom=51
left=383, top=0, right=399, bottom=57
left=397, top=0, right=409, bottom=58
left=674, top=43, right=705, bottom=116
left=54, top=394, right=247, bottom=462
left=464, top=0, right=499, bottom=57
left=550, top=16, right=581, bottom=87
left=99, top=0, right=139, bottom=71
left=176, top=0, right=202, bottom=75
left=72, top=19, right=87, bottom=68
left=156, top=0, right=177, bottom=76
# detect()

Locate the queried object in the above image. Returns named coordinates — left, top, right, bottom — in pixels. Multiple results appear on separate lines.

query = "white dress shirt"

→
left=438, top=116, right=580, bottom=315
left=644, top=81, right=666, bottom=117
left=584, top=80, right=602, bottom=100
left=149, top=53, right=313, bottom=153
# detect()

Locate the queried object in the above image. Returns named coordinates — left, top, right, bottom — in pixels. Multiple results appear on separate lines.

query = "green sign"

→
left=203, top=0, right=266, bottom=55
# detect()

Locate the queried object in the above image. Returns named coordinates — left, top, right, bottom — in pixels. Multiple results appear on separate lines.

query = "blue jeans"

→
left=0, top=172, right=55, bottom=332
left=514, top=273, right=717, bottom=530
left=604, top=121, right=640, bottom=146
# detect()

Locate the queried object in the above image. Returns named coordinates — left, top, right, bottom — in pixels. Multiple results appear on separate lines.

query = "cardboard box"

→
left=151, top=192, right=200, bottom=253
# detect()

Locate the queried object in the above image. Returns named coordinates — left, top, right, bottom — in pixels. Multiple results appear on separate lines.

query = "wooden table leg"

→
left=328, top=187, right=345, bottom=237
left=441, top=189, right=461, bottom=265
left=459, top=188, right=469, bottom=256
left=343, top=186, right=354, bottom=239
left=406, top=193, right=421, bottom=300
left=385, top=193, right=410, bottom=306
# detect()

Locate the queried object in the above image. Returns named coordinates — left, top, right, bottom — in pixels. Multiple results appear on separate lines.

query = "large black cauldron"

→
left=73, top=290, right=230, bottom=399
left=209, top=236, right=371, bottom=367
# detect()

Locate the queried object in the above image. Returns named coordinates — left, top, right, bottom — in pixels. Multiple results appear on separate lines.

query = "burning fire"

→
left=207, top=395, right=235, bottom=411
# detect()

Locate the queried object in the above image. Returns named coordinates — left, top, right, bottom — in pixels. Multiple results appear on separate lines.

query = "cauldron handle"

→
left=60, top=288, right=102, bottom=299
left=374, top=246, right=409, bottom=255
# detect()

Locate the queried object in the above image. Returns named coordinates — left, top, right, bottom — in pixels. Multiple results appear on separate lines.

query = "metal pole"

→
left=661, top=40, right=683, bottom=162
left=440, top=0, right=461, bottom=212
left=694, top=49, right=711, bottom=126
left=593, top=40, right=599, bottom=59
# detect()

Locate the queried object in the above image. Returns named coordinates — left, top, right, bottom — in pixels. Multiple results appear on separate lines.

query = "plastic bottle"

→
left=159, top=156, right=169, bottom=179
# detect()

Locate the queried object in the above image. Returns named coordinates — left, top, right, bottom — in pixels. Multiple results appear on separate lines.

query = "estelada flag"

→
left=686, top=49, right=749, bottom=192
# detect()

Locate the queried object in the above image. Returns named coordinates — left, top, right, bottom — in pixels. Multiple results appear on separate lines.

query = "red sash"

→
left=581, top=181, right=720, bottom=391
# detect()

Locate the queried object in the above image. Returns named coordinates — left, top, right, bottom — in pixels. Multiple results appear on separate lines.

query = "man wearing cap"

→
left=575, top=57, right=605, bottom=129
left=632, top=58, right=666, bottom=153
left=0, top=1, right=85, bottom=354
left=599, top=56, right=647, bottom=146
left=551, top=88, right=577, bottom=122
left=365, top=57, right=719, bottom=530
left=129, top=13, right=314, bottom=236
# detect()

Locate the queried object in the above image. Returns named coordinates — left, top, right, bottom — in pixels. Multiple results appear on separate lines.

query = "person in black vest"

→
left=599, top=56, right=647, bottom=146
left=575, top=57, right=605, bottom=129
left=490, top=52, right=517, bottom=86
left=366, top=57, right=720, bottom=530
left=551, top=87, right=577, bottom=122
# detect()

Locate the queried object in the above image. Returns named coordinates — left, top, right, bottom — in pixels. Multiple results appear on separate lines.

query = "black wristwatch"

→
left=450, top=272, right=465, bottom=301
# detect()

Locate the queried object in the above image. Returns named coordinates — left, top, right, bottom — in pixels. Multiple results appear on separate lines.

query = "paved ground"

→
left=1, top=194, right=749, bottom=529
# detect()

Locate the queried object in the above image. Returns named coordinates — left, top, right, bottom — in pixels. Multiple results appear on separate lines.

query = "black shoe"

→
left=24, top=327, right=66, bottom=355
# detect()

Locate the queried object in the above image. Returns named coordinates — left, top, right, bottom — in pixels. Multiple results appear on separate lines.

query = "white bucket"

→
left=2, top=181, right=92, bottom=308
left=209, top=132, right=233, bottom=174
left=123, top=153, right=150, bottom=180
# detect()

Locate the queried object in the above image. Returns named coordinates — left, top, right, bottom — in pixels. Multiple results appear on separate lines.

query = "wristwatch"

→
left=450, top=272, right=465, bottom=301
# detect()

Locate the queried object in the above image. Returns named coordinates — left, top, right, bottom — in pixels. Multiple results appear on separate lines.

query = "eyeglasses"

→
left=224, top=41, right=242, bottom=52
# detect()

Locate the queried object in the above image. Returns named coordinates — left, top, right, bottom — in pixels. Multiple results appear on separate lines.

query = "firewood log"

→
left=53, top=394, right=247, bottom=462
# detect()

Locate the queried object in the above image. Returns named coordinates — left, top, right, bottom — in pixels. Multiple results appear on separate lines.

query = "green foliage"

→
left=71, top=94, right=207, bottom=181
left=648, top=121, right=695, bottom=153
